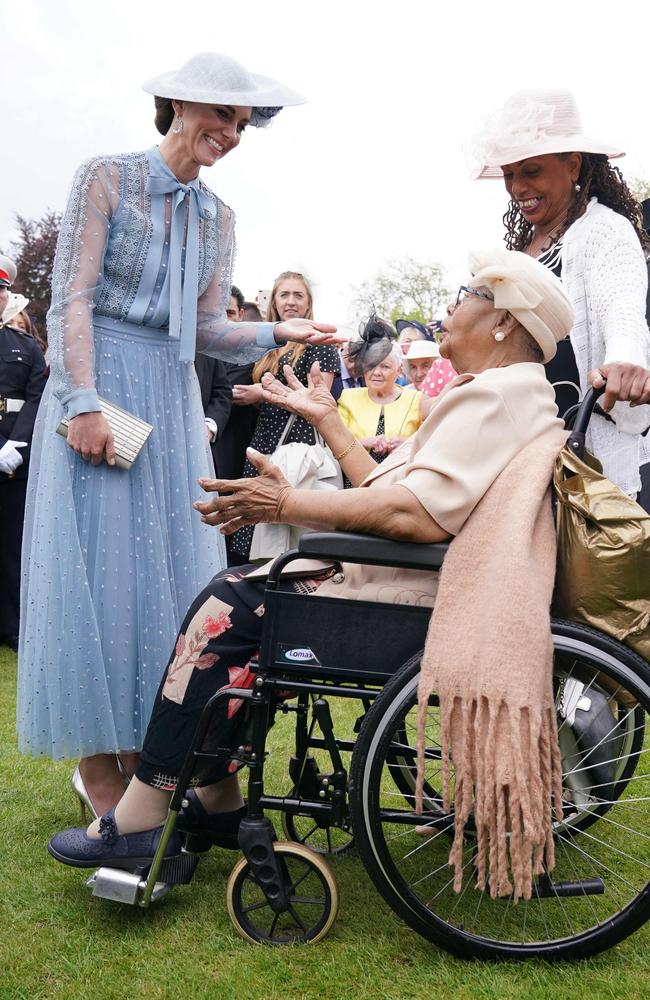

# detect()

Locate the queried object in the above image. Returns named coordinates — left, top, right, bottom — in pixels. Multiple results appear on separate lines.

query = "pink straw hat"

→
left=469, top=88, right=624, bottom=180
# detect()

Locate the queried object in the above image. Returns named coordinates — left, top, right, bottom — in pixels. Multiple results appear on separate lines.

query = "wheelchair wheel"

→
left=350, top=625, right=650, bottom=961
left=281, top=811, right=355, bottom=856
left=226, top=842, right=339, bottom=945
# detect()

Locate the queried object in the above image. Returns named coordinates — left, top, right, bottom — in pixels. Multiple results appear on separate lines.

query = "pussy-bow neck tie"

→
left=146, top=172, right=215, bottom=362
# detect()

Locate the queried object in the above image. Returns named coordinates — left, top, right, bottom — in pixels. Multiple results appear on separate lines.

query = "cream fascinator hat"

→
left=143, top=52, right=306, bottom=127
left=469, top=88, right=624, bottom=180
left=468, top=247, right=574, bottom=362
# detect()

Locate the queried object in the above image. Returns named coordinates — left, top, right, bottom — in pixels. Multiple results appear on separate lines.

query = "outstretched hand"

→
left=194, top=448, right=293, bottom=534
left=260, top=361, right=338, bottom=426
left=274, top=318, right=346, bottom=347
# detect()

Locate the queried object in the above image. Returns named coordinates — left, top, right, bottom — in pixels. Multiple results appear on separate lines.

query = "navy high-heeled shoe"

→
left=177, top=790, right=246, bottom=849
left=48, top=809, right=183, bottom=870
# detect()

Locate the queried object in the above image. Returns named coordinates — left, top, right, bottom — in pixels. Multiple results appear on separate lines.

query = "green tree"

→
left=351, top=257, right=450, bottom=327
left=6, top=210, right=61, bottom=332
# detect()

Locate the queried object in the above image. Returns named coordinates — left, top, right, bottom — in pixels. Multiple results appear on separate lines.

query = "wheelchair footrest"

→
left=86, top=867, right=172, bottom=905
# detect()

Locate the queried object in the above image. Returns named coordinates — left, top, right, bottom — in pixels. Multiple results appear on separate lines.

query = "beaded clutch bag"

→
left=57, top=398, right=153, bottom=471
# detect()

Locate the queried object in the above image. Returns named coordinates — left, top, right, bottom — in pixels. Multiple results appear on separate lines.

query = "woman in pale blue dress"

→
left=17, top=53, right=337, bottom=816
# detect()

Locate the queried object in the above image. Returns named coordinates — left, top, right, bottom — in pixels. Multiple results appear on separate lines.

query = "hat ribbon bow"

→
left=146, top=173, right=215, bottom=362
left=489, top=275, right=542, bottom=312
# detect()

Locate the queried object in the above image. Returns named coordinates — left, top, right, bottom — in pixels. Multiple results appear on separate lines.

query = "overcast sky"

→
left=3, top=0, right=649, bottom=326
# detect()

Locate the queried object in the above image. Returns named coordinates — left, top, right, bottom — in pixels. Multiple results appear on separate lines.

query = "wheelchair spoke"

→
left=557, top=835, right=601, bottom=925
left=564, top=743, right=650, bottom=779
left=561, top=712, right=643, bottom=769
left=555, top=832, right=640, bottom=893
left=290, top=866, right=315, bottom=894
left=241, top=897, right=274, bottom=915
left=425, top=850, right=476, bottom=907
left=561, top=820, right=650, bottom=871
left=287, top=904, right=308, bottom=933
left=402, top=820, right=457, bottom=861
left=385, top=816, right=454, bottom=846
left=574, top=807, right=650, bottom=842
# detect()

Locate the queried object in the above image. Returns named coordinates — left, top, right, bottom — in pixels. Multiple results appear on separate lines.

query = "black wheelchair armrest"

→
left=297, top=531, right=448, bottom=571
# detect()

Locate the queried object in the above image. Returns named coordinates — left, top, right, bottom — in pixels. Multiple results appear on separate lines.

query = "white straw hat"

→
left=2, top=292, right=29, bottom=325
left=405, top=340, right=440, bottom=361
left=143, top=52, right=306, bottom=127
left=468, top=247, right=574, bottom=362
left=469, top=89, right=624, bottom=180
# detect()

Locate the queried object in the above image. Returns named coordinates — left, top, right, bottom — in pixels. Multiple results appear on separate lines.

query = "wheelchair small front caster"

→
left=226, top=841, right=339, bottom=945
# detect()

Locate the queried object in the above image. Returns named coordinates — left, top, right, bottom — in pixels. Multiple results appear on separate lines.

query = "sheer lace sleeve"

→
left=48, top=157, right=120, bottom=417
left=195, top=203, right=279, bottom=363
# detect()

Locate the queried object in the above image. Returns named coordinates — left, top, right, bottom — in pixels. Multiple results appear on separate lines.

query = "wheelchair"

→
left=86, top=388, right=650, bottom=961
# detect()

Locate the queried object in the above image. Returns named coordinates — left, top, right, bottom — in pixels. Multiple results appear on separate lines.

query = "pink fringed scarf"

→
left=415, top=426, right=568, bottom=901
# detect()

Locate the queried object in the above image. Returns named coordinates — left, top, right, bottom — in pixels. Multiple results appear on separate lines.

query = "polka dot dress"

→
left=231, top=344, right=340, bottom=560
left=421, top=358, right=457, bottom=398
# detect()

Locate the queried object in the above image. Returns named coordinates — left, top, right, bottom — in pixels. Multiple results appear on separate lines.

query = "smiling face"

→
left=501, top=152, right=582, bottom=233
left=272, top=277, right=311, bottom=321
left=171, top=100, right=252, bottom=170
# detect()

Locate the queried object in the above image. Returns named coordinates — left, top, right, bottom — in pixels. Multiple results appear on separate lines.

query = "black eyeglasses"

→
left=454, top=285, right=494, bottom=308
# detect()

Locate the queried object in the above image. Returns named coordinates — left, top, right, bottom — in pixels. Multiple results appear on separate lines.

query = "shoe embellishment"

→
left=99, top=812, right=119, bottom=845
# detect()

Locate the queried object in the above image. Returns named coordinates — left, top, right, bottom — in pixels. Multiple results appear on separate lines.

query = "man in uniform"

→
left=0, top=255, right=47, bottom=651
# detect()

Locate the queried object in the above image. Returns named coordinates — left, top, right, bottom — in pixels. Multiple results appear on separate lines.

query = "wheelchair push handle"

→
left=565, top=384, right=606, bottom=461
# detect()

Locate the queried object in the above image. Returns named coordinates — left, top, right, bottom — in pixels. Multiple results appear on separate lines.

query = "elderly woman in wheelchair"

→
left=48, top=248, right=650, bottom=959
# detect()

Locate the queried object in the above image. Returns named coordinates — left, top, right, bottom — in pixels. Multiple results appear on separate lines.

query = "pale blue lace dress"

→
left=17, top=146, right=279, bottom=758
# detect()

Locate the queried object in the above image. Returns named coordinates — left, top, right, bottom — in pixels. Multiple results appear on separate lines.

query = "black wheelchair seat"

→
left=261, top=532, right=447, bottom=685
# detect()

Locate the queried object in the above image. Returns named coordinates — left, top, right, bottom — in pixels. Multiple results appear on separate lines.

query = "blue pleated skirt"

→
left=17, top=317, right=226, bottom=758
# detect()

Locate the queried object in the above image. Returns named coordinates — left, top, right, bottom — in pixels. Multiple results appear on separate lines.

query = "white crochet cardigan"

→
left=561, top=198, right=650, bottom=494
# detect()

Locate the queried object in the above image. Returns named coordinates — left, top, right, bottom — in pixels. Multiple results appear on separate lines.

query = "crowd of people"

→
left=2, top=54, right=650, bottom=887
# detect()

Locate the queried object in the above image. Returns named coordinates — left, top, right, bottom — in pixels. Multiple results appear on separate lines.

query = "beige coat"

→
left=250, top=363, right=563, bottom=606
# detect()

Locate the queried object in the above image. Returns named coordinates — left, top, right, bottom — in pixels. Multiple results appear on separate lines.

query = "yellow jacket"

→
left=337, top=387, right=422, bottom=441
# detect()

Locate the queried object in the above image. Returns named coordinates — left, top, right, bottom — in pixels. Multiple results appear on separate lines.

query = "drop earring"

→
left=171, top=116, right=184, bottom=135
left=494, top=330, right=505, bottom=342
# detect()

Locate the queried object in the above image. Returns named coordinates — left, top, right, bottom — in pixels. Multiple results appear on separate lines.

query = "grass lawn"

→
left=1, top=644, right=649, bottom=1000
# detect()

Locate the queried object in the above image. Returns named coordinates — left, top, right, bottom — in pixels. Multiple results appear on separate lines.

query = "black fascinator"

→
left=347, top=315, right=396, bottom=379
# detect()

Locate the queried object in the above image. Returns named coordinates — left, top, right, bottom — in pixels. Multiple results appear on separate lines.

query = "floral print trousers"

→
left=136, top=565, right=322, bottom=790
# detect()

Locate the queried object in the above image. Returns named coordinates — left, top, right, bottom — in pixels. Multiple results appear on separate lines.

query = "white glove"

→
left=0, top=440, right=28, bottom=474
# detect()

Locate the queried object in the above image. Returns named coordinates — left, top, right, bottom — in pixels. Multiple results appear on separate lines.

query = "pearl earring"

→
left=494, top=330, right=505, bottom=342
left=574, top=181, right=581, bottom=192
left=171, top=116, right=184, bottom=135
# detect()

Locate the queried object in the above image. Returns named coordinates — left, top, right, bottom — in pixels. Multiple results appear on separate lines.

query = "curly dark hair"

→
left=503, top=153, right=650, bottom=254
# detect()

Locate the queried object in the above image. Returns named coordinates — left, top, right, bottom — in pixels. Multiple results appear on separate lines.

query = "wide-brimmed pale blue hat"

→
left=143, top=52, right=306, bottom=126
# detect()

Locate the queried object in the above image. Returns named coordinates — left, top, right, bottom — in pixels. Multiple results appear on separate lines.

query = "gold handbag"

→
left=57, top=398, right=153, bottom=471
left=553, top=389, right=650, bottom=659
